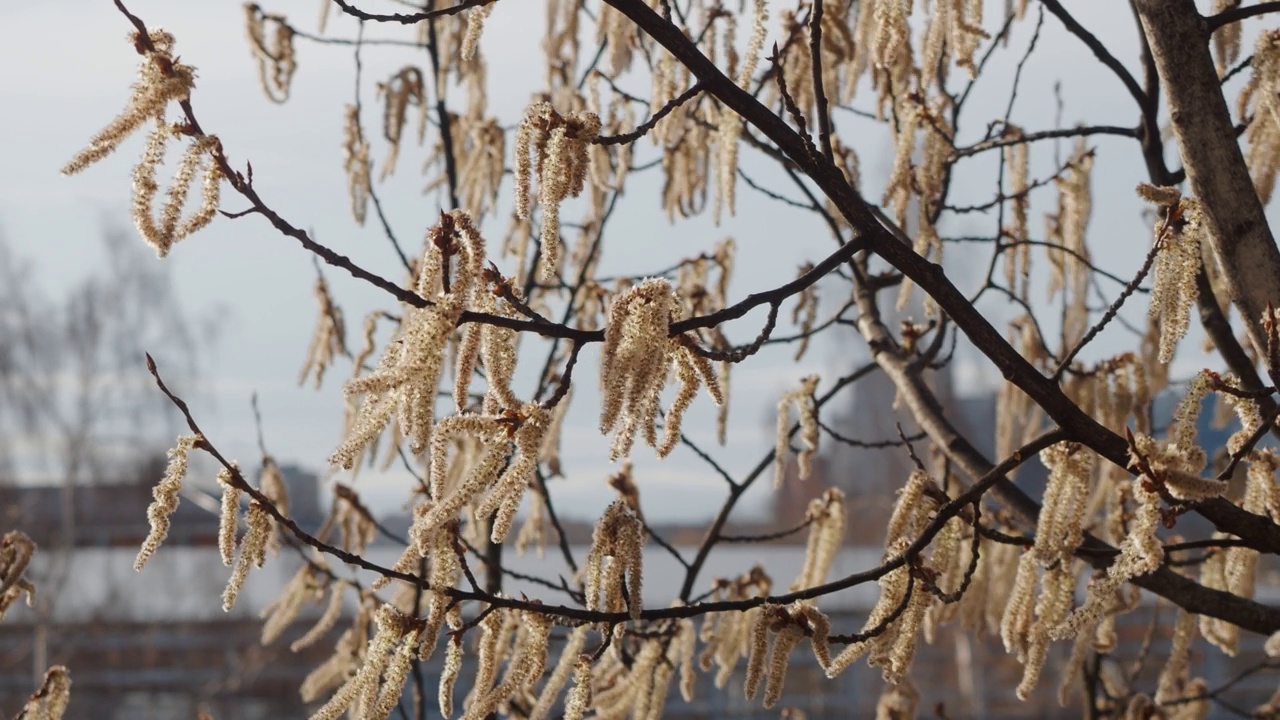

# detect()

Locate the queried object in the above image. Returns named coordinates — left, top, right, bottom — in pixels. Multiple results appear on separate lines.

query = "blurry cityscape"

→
left=3, top=363, right=1279, bottom=719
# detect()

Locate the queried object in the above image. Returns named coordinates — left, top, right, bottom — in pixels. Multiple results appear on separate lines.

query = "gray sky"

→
left=2, top=1, right=1271, bottom=521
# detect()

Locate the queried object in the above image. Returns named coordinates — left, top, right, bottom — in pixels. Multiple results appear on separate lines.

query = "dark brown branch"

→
left=682, top=303, right=779, bottom=363
left=116, top=1, right=878, bottom=362
left=330, top=0, right=495, bottom=25
left=1161, top=658, right=1280, bottom=708
left=638, top=517, right=689, bottom=569
left=949, top=235, right=1143, bottom=299
left=943, top=158, right=1074, bottom=214
left=153, top=346, right=1280, bottom=634
left=533, top=468, right=580, bottom=578
left=540, top=343, right=581, bottom=410
left=848, top=225, right=1280, bottom=633
left=768, top=43, right=819, bottom=159
left=293, top=31, right=426, bottom=48
left=609, top=0, right=1280, bottom=570
left=1123, top=0, right=1280, bottom=445
left=1206, top=1, right=1280, bottom=31
left=718, top=517, right=814, bottom=544
left=151, top=353, right=891, bottom=623
left=818, top=421, right=926, bottom=449
left=1040, top=0, right=1147, bottom=108
left=807, top=0, right=834, bottom=163
left=669, top=237, right=866, bottom=336
left=736, top=167, right=813, bottom=211
left=829, top=574, right=916, bottom=645
left=1221, top=54, right=1254, bottom=84
left=459, top=536, right=584, bottom=602
left=593, top=82, right=704, bottom=146
left=451, top=531, right=481, bottom=593
left=673, top=431, right=740, bottom=489
left=422, top=1, right=461, bottom=212
left=951, top=124, right=1137, bottom=159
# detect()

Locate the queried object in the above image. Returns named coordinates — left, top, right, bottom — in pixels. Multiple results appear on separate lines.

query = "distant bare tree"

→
left=0, top=227, right=212, bottom=485
left=0, top=225, right=215, bottom=690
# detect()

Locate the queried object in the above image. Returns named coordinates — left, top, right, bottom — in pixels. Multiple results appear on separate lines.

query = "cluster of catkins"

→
left=63, top=29, right=222, bottom=257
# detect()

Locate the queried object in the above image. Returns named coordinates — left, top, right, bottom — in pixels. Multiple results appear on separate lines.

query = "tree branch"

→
left=1040, top=0, right=1148, bottom=108
left=1206, top=1, right=1280, bottom=31
left=951, top=124, right=1137, bottom=159
left=330, top=0, right=495, bottom=25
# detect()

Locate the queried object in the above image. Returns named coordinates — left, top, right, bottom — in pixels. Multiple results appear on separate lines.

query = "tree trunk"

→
left=1133, top=0, right=1280, bottom=369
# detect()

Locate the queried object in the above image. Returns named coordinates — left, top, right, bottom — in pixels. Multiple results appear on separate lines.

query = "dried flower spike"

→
left=585, top=500, right=646, bottom=618
left=223, top=500, right=272, bottom=611
left=307, top=604, right=407, bottom=720
left=564, top=655, right=593, bottom=720
left=1144, top=192, right=1205, bottom=364
left=63, top=29, right=196, bottom=176
left=599, top=278, right=722, bottom=460
left=461, top=2, right=496, bottom=61
left=63, top=28, right=223, bottom=256
left=0, top=531, right=36, bottom=597
left=260, top=563, right=319, bottom=645
left=792, top=488, right=846, bottom=591
left=774, top=375, right=820, bottom=487
left=331, top=211, right=488, bottom=468
left=216, top=464, right=241, bottom=566
left=131, top=125, right=225, bottom=257
left=135, top=434, right=201, bottom=570
left=342, top=104, right=372, bottom=225
left=377, top=66, right=428, bottom=180
left=1239, top=31, right=1280, bottom=203
left=514, top=101, right=601, bottom=280
left=298, top=272, right=348, bottom=389
left=439, top=634, right=464, bottom=717
left=0, top=531, right=37, bottom=621
left=244, top=4, right=297, bottom=103
left=290, top=578, right=346, bottom=652
left=20, top=666, right=71, bottom=720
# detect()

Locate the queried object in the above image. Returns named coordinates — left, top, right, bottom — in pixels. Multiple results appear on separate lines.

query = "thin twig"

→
left=330, top=0, right=495, bottom=25
left=1053, top=216, right=1169, bottom=378
left=593, top=82, right=705, bottom=146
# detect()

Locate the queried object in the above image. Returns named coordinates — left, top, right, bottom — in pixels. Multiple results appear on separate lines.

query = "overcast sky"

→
left=2, top=1, right=1272, bottom=522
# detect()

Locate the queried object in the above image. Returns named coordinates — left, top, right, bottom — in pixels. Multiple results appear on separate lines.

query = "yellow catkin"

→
left=291, top=579, right=347, bottom=652
left=260, top=564, right=316, bottom=645
left=1146, top=195, right=1206, bottom=364
left=63, top=30, right=196, bottom=177
left=244, top=4, right=296, bottom=103
left=563, top=655, right=593, bottom=720
left=774, top=375, right=820, bottom=487
left=514, top=102, right=601, bottom=279
left=222, top=500, right=272, bottom=611
left=135, top=434, right=200, bottom=570
left=439, top=635, right=463, bottom=717
left=21, top=666, right=71, bottom=720
left=216, top=465, right=241, bottom=567
left=1239, top=31, right=1280, bottom=202
left=0, top=543, right=32, bottom=603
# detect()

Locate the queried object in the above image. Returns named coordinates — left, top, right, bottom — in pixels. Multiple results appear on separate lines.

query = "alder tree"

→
left=14, top=0, right=1280, bottom=717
